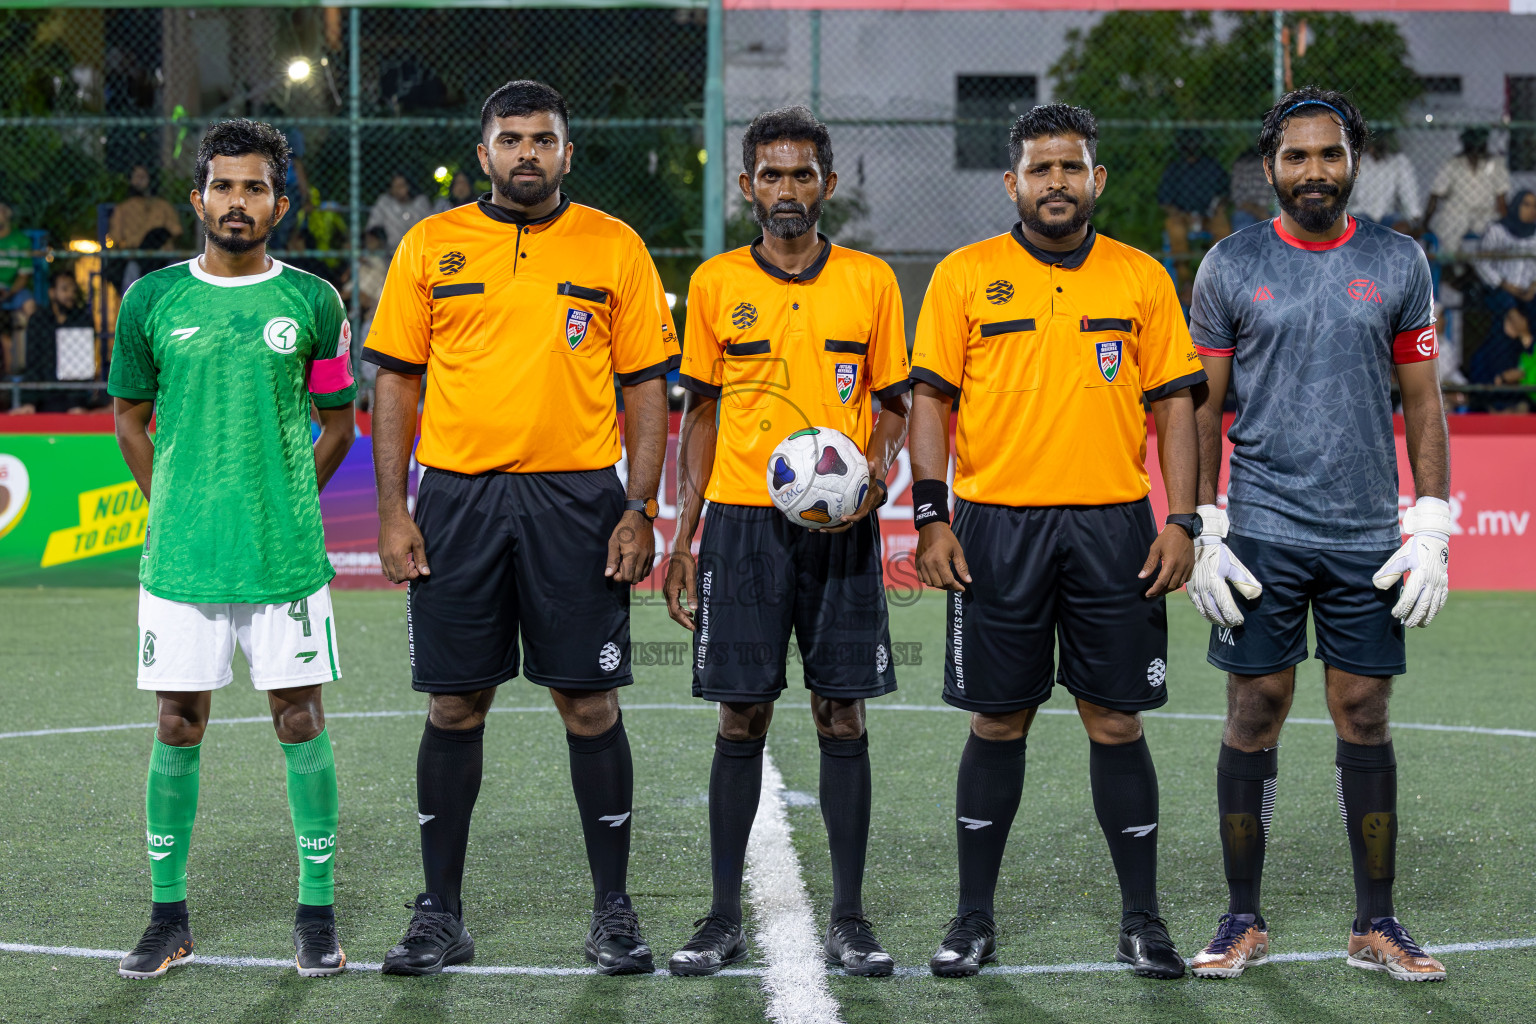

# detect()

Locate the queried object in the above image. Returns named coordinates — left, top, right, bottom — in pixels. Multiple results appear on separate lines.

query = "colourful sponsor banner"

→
left=3, top=415, right=1534, bottom=590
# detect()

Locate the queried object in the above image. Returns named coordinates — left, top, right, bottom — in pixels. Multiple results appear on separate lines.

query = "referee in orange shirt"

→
left=909, top=104, right=1204, bottom=979
left=363, top=81, right=675, bottom=977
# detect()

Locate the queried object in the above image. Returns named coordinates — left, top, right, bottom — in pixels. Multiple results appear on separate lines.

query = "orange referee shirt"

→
left=680, top=235, right=910, bottom=507
left=911, top=225, right=1205, bottom=507
left=363, top=194, right=678, bottom=475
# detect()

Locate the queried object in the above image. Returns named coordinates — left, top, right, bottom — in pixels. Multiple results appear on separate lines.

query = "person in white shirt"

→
left=1425, top=128, right=1510, bottom=254
left=1352, top=131, right=1421, bottom=233
left=365, top=172, right=433, bottom=252
left=1475, top=189, right=1536, bottom=319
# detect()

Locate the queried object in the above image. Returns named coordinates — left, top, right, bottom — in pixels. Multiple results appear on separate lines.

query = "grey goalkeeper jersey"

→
left=1189, top=216, right=1436, bottom=551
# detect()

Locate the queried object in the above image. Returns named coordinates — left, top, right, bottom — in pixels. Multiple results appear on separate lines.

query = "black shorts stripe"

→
left=431, top=282, right=484, bottom=299
left=979, top=319, right=1036, bottom=338
left=557, top=281, right=609, bottom=303
left=824, top=339, right=869, bottom=355
left=726, top=339, right=771, bottom=356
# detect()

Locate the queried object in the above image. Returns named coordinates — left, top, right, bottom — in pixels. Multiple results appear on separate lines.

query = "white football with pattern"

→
left=765, top=427, right=868, bottom=530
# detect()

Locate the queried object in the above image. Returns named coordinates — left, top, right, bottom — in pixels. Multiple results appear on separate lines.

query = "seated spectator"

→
left=1425, top=128, right=1509, bottom=255
left=106, top=164, right=183, bottom=293
left=301, top=186, right=349, bottom=278
left=11, top=271, right=96, bottom=415
left=1353, top=130, right=1422, bottom=234
left=1474, top=189, right=1536, bottom=319
left=1228, top=149, right=1270, bottom=232
left=1159, top=131, right=1231, bottom=299
left=0, top=201, right=37, bottom=376
left=433, top=170, right=476, bottom=215
left=366, top=172, right=432, bottom=251
left=341, top=225, right=390, bottom=405
left=1468, top=306, right=1535, bottom=412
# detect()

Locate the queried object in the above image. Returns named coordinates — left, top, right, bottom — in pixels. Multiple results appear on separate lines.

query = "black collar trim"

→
left=749, top=233, right=832, bottom=282
left=1010, top=222, right=1096, bottom=269
left=476, top=191, right=571, bottom=228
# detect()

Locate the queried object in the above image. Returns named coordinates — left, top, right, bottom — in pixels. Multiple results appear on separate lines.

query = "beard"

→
left=202, top=209, right=274, bottom=255
left=1275, top=175, right=1355, bottom=234
left=1017, top=188, right=1095, bottom=240
left=752, top=193, right=824, bottom=240
left=492, top=160, right=563, bottom=208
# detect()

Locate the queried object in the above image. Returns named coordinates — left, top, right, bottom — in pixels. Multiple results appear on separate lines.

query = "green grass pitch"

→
left=1, top=587, right=1533, bottom=1023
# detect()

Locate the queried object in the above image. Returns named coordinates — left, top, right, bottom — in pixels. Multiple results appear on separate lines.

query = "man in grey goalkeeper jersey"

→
left=1184, top=87, right=1451, bottom=983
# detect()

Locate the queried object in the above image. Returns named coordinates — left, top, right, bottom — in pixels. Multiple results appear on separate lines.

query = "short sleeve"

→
left=610, top=236, right=671, bottom=387
left=1492, top=160, right=1512, bottom=197
left=362, top=225, right=430, bottom=374
left=1391, top=242, right=1438, bottom=365
left=308, top=279, right=357, bottom=407
left=867, top=274, right=911, bottom=403
left=106, top=282, right=158, bottom=400
left=678, top=269, right=723, bottom=399
left=1429, top=161, right=1454, bottom=198
left=654, top=275, right=682, bottom=369
left=910, top=258, right=967, bottom=398
left=1189, top=248, right=1237, bottom=357
left=1139, top=262, right=1207, bottom=402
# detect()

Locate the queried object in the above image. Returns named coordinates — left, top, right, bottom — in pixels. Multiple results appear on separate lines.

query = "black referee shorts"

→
left=691, top=503, right=897, bottom=704
left=406, top=467, right=633, bottom=693
left=944, top=497, right=1169, bottom=715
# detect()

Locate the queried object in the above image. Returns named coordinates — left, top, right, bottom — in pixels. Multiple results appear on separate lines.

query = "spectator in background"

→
left=303, top=186, right=349, bottom=279
left=1159, top=130, right=1231, bottom=299
left=11, top=271, right=95, bottom=415
left=1425, top=127, right=1509, bottom=254
left=433, top=170, right=475, bottom=215
left=1353, top=130, right=1422, bottom=234
left=1468, top=306, right=1534, bottom=412
left=1474, top=189, right=1536, bottom=319
left=271, top=124, right=310, bottom=250
left=0, top=201, right=37, bottom=375
left=366, top=172, right=432, bottom=251
left=341, top=225, right=390, bottom=406
left=106, top=164, right=183, bottom=293
left=1228, top=149, right=1271, bottom=231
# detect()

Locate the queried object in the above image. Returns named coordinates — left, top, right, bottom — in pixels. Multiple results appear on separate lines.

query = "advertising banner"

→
left=3, top=415, right=1533, bottom=591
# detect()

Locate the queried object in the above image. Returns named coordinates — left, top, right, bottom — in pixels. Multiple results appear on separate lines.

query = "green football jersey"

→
left=108, top=258, right=357, bottom=603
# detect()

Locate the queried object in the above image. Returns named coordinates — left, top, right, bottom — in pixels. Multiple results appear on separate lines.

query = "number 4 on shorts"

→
left=290, top=598, right=319, bottom=662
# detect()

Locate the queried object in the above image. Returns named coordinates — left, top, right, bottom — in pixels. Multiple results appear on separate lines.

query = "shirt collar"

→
left=475, top=191, right=571, bottom=228
left=749, top=233, right=832, bottom=282
left=1010, top=222, right=1096, bottom=269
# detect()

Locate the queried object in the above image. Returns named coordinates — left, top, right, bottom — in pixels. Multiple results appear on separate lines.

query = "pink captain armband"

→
left=307, top=351, right=355, bottom=395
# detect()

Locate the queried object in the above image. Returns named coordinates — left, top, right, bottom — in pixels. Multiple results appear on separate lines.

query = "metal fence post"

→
left=810, top=10, right=822, bottom=118
left=703, top=0, right=725, bottom=258
left=348, top=7, right=362, bottom=340
left=1273, top=9, right=1285, bottom=103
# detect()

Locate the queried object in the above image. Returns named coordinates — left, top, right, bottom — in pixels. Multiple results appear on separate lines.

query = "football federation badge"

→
left=1096, top=339, right=1122, bottom=383
left=834, top=362, right=857, bottom=404
left=566, top=308, right=592, bottom=350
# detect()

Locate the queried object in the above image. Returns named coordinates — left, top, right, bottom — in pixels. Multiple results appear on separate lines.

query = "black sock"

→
left=417, top=719, right=484, bottom=919
left=708, top=734, right=765, bottom=925
left=150, top=899, right=187, bottom=924
left=567, top=712, right=634, bottom=911
left=1337, top=738, right=1397, bottom=928
left=1217, top=743, right=1278, bottom=918
left=955, top=732, right=1027, bottom=918
left=1088, top=736, right=1161, bottom=917
left=295, top=903, right=334, bottom=923
left=819, top=731, right=872, bottom=921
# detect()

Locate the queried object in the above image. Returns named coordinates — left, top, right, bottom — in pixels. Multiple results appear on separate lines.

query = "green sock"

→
left=146, top=740, right=201, bottom=904
left=282, top=729, right=339, bottom=907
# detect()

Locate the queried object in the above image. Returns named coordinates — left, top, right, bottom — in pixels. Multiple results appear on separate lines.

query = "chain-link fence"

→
left=5, top=4, right=1536, bottom=412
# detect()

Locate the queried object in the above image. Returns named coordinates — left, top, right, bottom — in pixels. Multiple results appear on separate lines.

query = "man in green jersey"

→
left=108, top=120, right=357, bottom=980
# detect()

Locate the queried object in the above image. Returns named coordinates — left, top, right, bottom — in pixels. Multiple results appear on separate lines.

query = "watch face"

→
left=644, top=498, right=660, bottom=520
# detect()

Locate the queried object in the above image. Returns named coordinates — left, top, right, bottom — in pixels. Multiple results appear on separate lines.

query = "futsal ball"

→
left=765, top=427, right=868, bottom=529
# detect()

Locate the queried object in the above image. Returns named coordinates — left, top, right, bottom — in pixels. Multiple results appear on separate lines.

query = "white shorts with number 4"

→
left=137, top=584, right=342, bottom=691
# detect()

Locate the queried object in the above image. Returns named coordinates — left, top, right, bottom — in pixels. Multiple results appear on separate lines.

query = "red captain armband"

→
left=1392, top=325, right=1438, bottom=364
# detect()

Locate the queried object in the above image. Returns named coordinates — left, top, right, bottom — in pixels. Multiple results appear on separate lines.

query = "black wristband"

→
left=911, top=478, right=950, bottom=528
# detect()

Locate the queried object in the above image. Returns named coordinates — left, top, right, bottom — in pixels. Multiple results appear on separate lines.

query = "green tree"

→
left=1051, top=12, right=1422, bottom=253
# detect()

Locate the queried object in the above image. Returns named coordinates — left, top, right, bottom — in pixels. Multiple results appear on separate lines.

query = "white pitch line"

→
left=744, top=750, right=844, bottom=1024
left=3, top=703, right=1534, bottom=741
left=5, top=935, right=1533, bottom=977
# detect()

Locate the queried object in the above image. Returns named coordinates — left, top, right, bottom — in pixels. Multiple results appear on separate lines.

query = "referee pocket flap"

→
left=980, top=319, right=1039, bottom=392
left=430, top=284, right=487, bottom=353
left=824, top=339, right=868, bottom=355
left=557, top=281, right=609, bottom=304
left=432, top=282, right=485, bottom=299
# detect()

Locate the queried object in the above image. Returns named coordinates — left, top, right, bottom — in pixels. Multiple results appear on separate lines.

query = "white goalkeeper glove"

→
left=1373, top=496, right=1450, bottom=628
left=1186, top=505, right=1263, bottom=628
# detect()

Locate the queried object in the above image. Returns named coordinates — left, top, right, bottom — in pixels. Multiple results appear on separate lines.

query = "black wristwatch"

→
left=1165, top=513, right=1201, bottom=539
left=625, top=498, right=660, bottom=522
